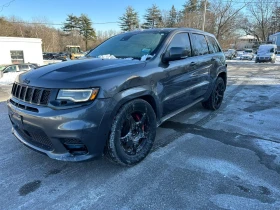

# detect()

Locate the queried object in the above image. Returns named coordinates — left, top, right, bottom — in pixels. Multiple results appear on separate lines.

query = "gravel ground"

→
left=0, top=63, right=280, bottom=210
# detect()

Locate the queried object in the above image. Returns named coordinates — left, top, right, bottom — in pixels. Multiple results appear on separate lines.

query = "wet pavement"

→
left=0, top=63, right=280, bottom=209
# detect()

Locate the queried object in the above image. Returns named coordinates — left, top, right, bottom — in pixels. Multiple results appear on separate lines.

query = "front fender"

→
left=109, top=85, right=161, bottom=122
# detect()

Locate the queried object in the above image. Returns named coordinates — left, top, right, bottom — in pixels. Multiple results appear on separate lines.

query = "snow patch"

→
left=141, top=54, right=154, bottom=61
left=187, top=157, right=245, bottom=177
left=255, top=140, right=280, bottom=164
left=98, top=54, right=117, bottom=59
left=210, top=194, right=280, bottom=210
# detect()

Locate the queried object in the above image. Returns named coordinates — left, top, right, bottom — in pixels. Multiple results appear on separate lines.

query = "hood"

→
left=17, top=58, right=146, bottom=88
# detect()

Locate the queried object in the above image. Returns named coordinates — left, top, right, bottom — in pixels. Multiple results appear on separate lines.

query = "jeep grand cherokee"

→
left=7, top=28, right=227, bottom=165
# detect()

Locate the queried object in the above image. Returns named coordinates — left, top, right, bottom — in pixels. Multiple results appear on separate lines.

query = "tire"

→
left=202, top=77, right=225, bottom=110
left=105, top=99, right=157, bottom=166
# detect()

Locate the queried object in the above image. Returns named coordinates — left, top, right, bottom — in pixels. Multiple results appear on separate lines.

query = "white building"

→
left=236, top=35, right=259, bottom=50
left=269, top=32, right=280, bottom=53
left=0, top=37, right=43, bottom=66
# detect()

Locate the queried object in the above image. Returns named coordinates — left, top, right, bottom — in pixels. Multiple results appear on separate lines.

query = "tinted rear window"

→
left=206, top=36, right=221, bottom=54
left=192, top=34, right=209, bottom=56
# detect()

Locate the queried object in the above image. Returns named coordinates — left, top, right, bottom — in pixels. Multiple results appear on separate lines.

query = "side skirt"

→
left=157, top=97, right=204, bottom=126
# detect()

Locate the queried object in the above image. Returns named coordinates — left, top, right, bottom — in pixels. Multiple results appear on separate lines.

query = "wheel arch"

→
left=110, top=86, right=161, bottom=123
left=218, top=71, right=227, bottom=88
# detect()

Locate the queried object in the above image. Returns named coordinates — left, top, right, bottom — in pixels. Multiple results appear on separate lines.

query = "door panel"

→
left=189, top=33, right=212, bottom=100
left=159, top=32, right=196, bottom=116
left=161, top=57, right=199, bottom=116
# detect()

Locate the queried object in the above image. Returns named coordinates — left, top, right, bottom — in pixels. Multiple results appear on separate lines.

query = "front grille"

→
left=61, top=138, right=82, bottom=144
left=260, top=57, right=269, bottom=60
left=12, top=83, right=51, bottom=106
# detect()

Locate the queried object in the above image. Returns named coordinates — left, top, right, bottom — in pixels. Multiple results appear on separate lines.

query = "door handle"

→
left=190, top=62, right=196, bottom=66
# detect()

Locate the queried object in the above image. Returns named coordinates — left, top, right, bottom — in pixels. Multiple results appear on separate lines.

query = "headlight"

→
left=57, top=88, right=99, bottom=102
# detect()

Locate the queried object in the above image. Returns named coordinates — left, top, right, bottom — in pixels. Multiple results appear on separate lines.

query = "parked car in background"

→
left=241, top=49, right=254, bottom=60
left=8, top=28, right=227, bottom=165
left=255, top=44, right=277, bottom=63
left=43, top=53, right=58, bottom=60
left=0, top=63, right=38, bottom=73
left=235, top=51, right=244, bottom=60
left=56, top=53, right=70, bottom=61
left=224, top=49, right=236, bottom=60
left=43, top=52, right=70, bottom=61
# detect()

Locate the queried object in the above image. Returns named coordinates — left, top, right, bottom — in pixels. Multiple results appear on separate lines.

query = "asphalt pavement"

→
left=0, top=63, right=280, bottom=210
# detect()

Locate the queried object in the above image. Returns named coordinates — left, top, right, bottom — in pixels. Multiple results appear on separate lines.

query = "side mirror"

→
left=275, top=51, right=277, bottom=54
left=162, top=47, right=187, bottom=63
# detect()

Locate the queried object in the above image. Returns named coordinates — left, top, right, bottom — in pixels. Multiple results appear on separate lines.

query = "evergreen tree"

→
left=62, top=14, right=79, bottom=44
left=182, top=0, right=199, bottom=13
left=78, top=14, right=96, bottom=50
left=167, top=5, right=177, bottom=27
left=143, top=4, right=163, bottom=29
left=119, top=6, right=139, bottom=31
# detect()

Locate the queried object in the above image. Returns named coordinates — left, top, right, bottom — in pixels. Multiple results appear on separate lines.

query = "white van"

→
left=255, top=44, right=277, bottom=63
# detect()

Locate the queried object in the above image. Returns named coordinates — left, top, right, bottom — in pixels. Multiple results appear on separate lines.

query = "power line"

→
left=9, top=21, right=118, bottom=26
left=0, top=0, right=15, bottom=12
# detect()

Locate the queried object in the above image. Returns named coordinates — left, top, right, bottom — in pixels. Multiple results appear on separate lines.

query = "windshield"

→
left=66, top=47, right=80, bottom=54
left=258, top=46, right=275, bottom=54
left=87, top=31, right=168, bottom=60
left=245, top=50, right=252, bottom=53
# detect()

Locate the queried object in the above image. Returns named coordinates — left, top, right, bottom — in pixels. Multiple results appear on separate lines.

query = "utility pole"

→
left=202, top=0, right=207, bottom=31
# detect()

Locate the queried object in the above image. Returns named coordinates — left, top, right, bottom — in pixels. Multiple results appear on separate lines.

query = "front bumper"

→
left=255, top=57, right=272, bottom=62
left=241, top=56, right=253, bottom=60
left=7, top=97, right=112, bottom=161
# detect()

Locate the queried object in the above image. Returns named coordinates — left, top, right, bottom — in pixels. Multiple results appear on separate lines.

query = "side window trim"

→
left=206, top=35, right=214, bottom=54
left=205, top=35, right=212, bottom=54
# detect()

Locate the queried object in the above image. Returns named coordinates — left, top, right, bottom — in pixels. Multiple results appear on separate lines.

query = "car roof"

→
left=259, top=44, right=277, bottom=47
left=121, top=28, right=216, bottom=37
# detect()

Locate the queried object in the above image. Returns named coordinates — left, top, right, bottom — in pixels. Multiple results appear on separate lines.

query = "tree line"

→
left=119, top=0, right=280, bottom=47
left=0, top=0, right=279, bottom=52
left=0, top=15, right=118, bottom=52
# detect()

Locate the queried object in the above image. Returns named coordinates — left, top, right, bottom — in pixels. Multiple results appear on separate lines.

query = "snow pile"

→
left=0, top=72, right=22, bottom=85
left=98, top=54, right=117, bottom=59
left=141, top=54, right=154, bottom=61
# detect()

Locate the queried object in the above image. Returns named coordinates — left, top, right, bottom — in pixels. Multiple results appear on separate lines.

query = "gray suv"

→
left=7, top=28, right=227, bottom=165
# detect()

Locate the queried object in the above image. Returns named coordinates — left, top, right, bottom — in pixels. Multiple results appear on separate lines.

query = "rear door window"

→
left=191, top=34, right=209, bottom=56
left=206, top=36, right=221, bottom=54
left=167, top=33, right=192, bottom=57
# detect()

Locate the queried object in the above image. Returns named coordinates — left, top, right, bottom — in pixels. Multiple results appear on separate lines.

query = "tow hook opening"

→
left=64, top=143, right=88, bottom=155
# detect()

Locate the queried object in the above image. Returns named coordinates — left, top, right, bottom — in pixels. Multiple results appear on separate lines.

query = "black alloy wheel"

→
left=106, top=99, right=156, bottom=165
left=202, top=77, right=225, bottom=110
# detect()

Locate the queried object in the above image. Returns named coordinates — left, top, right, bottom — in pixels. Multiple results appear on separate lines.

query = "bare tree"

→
left=210, top=0, right=246, bottom=41
left=246, top=0, right=276, bottom=41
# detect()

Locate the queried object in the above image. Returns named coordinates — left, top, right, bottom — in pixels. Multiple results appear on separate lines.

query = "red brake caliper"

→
left=135, top=114, right=145, bottom=131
